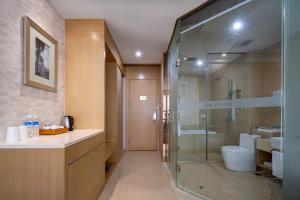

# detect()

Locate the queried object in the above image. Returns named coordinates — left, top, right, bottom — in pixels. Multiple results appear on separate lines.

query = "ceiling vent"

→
left=232, top=39, right=253, bottom=48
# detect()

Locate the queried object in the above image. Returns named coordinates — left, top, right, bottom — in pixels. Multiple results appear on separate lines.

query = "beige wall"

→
left=209, top=49, right=282, bottom=145
left=0, top=0, right=65, bottom=139
left=124, top=65, right=161, bottom=150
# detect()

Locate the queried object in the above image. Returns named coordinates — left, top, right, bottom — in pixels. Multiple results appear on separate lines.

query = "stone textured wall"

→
left=0, top=0, right=65, bottom=139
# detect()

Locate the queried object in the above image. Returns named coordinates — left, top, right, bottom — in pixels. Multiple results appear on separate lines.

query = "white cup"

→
left=6, top=127, right=20, bottom=142
left=19, top=126, right=33, bottom=140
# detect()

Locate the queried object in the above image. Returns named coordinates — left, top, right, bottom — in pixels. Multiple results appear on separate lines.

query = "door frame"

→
left=125, top=78, right=160, bottom=151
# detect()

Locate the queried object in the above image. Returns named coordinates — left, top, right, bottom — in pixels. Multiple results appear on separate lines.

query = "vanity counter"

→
left=0, top=128, right=106, bottom=200
left=0, top=129, right=104, bottom=149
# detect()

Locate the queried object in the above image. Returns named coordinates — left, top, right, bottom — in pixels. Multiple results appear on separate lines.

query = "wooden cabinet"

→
left=65, top=19, right=125, bottom=189
left=0, top=134, right=105, bottom=200
left=69, top=145, right=105, bottom=200
left=65, top=19, right=125, bottom=131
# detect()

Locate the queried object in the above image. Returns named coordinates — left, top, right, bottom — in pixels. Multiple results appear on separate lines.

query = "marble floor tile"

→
left=120, top=151, right=162, bottom=163
left=99, top=151, right=204, bottom=200
left=178, top=161, right=274, bottom=200
left=99, top=151, right=276, bottom=200
left=108, top=161, right=170, bottom=184
left=117, top=182, right=175, bottom=200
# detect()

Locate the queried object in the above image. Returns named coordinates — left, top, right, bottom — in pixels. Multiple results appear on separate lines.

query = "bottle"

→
left=32, top=115, right=40, bottom=136
left=24, top=114, right=40, bottom=137
left=24, top=114, right=34, bottom=137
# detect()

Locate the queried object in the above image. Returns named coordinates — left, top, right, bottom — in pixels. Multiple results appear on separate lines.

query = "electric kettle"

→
left=63, top=116, right=74, bottom=131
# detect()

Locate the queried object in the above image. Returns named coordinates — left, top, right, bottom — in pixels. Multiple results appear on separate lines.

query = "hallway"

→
left=99, top=151, right=200, bottom=200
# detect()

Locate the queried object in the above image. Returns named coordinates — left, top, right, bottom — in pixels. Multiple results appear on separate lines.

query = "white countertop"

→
left=0, top=129, right=104, bottom=149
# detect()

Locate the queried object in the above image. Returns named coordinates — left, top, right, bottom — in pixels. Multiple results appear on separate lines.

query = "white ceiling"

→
left=179, top=0, right=282, bottom=75
left=48, top=0, right=206, bottom=64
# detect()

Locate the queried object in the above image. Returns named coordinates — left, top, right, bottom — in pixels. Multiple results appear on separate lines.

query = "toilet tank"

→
left=239, top=133, right=261, bottom=150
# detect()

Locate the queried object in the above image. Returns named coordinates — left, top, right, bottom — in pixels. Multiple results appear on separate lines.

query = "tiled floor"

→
left=98, top=151, right=201, bottom=200
left=178, top=162, right=275, bottom=200
left=98, top=151, right=280, bottom=200
left=177, top=152, right=223, bottom=163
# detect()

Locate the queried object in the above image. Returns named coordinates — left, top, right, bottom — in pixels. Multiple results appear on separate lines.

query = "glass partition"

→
left=173, top=0, right=284, bottom=199
left=167, top=20, right=181, bottom=178
left=283, top=0, right=300, bottom=199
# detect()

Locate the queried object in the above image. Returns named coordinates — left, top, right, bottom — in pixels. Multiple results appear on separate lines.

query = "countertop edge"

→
left=0, top=129, right=104, bottom=149
left=63, top=129, right=104, bottom=148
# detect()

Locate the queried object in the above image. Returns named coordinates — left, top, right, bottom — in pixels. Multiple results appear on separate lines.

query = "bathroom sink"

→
left=271, top=137, right=283, bottom=150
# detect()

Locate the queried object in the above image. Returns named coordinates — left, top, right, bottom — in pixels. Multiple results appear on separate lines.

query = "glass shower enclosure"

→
left=167, top=0, right=285, bottom=199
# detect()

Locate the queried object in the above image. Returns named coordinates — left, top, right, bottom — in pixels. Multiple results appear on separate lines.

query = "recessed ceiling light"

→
left=196, top=60, right=204, bottom=66
left=232, top=21, right=243, bottom=31
left=222, top=53, right=227, bottom=57
left=233, top=21, right=243, bottom=31
left=135, top=51, right=142, bottom=57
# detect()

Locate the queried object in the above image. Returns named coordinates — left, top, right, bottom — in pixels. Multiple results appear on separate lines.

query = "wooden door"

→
left=129, top=80, right=158, bottom=150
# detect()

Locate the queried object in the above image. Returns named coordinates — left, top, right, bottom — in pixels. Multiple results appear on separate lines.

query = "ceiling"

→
left=179, top=0, right=282, bottom=75
left=48, top=0, right=206, bottom=64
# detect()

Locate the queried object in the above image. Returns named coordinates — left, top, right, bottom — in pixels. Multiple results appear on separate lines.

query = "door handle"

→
left=167, top=110, right=174, bottom=122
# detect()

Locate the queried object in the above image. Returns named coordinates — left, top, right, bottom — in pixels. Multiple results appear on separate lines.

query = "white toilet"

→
left=221, top=133, right=261, bottom=172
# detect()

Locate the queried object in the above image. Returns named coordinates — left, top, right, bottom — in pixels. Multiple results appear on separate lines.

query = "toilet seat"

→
left=222, top=146, right=252, bottom=152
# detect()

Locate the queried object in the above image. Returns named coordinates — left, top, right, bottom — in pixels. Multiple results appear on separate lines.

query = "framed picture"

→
left=23, top=16, right=57, bottom=92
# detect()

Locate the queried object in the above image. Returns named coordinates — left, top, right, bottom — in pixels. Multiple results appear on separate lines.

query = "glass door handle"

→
left=152, top=110, right=157, bottom=121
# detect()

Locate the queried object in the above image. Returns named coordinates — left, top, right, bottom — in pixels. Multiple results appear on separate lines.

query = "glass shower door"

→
left=175, top=0, right=283, bottom=199
left=176, top=60, right=208, bottom=197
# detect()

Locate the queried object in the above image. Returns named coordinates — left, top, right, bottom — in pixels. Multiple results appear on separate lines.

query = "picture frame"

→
left=23, top=16, right=58, bottom=92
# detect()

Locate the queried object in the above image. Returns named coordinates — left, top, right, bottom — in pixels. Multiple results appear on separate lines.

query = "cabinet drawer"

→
left=68, top=144, right=105, bottom=200
left=66, top=134, right=104, bottom=163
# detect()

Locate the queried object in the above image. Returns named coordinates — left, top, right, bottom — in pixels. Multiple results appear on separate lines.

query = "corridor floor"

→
left=98, top=151, right=201, bottom=200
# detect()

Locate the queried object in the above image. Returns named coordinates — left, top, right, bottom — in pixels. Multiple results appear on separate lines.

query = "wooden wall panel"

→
left=116, top=67, right=124, bottom=157
left=105, top=63, right=124, bottom=161
left=65, top=19, right=105, bottom=33
left=65, top=19, right=125, bottom=135
left=105, top=23, right=126, bottom=76
left=105, top=63, right=118, bottom=143
left=125, top=66, right=161, bottom=79
left=65, top=20, right=106, bottom=129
